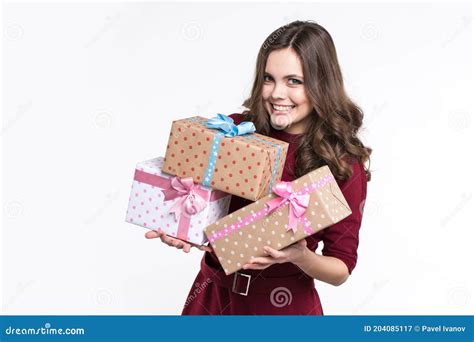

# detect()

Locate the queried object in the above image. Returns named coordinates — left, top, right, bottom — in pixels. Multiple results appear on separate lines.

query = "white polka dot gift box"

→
left=204, top=166, right=352, bottom=275
left=125, top=157, right=231, bottom=245
left=163, top=114, right=289, bottom=202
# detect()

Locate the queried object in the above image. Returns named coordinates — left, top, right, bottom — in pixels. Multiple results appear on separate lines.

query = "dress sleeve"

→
left=228, top=113, right=244, bottom=125
left=321, top=162, right=368, bottom=274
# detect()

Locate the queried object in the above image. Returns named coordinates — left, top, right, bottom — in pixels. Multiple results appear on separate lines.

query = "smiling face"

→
left=262, top=48, right=313, bottom=134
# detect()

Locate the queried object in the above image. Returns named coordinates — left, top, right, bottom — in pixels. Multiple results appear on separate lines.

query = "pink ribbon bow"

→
left=265, top=181, right=310, bottom=233
left=160, top=177, right=209, bottom=220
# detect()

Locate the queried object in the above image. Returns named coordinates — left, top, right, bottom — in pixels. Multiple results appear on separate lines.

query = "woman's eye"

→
left=263, top=75, right=273, bottom=82
left=289, top=78, right=303, bottom=85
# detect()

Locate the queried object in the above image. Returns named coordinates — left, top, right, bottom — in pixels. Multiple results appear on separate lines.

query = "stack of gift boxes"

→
left=126, top=113, right=352, bottom=275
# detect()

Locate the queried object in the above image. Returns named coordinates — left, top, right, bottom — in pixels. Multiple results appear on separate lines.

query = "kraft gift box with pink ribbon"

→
left=203, top=165, right=352, bottom=275
left=125, top=157, right=231, bottom=245
left=163, top=114, right=289, bottom=202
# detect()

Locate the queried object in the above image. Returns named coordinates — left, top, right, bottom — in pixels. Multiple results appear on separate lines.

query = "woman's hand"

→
left=242, top=238, right=308, bottom=270
left=145, top=229, right=212, bottom=253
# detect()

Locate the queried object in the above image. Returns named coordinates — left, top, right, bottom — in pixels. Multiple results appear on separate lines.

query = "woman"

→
left=146, top=20, right=371, bottom=315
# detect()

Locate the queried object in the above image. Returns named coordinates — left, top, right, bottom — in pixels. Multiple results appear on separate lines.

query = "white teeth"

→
left=272, top=104, right=295, bottom=111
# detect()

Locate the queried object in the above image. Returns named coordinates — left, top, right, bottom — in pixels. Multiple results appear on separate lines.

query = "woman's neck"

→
left=282, top=115, right=311, bottom=134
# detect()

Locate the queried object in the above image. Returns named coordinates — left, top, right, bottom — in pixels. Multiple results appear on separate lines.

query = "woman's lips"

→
left=271, top=107, right=294, bottom=114
left=270, top=103, right=296, bottom=114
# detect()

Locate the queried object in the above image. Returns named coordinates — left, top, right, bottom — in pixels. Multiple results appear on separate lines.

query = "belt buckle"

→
left=232, top=272, right=251, bottom=296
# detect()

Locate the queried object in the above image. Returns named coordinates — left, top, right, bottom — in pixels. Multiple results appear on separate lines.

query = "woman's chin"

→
left=270, top=113, right=293, bottom=130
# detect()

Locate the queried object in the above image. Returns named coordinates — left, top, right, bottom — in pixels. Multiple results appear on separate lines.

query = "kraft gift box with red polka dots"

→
left=125, top=157, right=231, bottom=245
left=163, top=116, right=289, bottom=202
left=204, top=166, right=352, bottom=275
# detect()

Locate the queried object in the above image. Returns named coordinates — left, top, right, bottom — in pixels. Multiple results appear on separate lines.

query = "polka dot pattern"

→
left=125, top=157, right=231, bottom=245
left=162, top=116, right=288, bottom=201
left=204, top=165, right=352, bottom=275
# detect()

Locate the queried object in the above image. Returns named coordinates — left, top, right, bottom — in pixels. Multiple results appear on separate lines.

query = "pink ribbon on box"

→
left=265, top=182, right=311, bottom=233
left=134, top=169, right=226, bottom=241
left=208, top=174, right=334, bottom=243
left=161, top=177, right=209, bottom=219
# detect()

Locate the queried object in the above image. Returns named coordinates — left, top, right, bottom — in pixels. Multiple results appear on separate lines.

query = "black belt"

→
left=200, top=253, right=315, bottom=296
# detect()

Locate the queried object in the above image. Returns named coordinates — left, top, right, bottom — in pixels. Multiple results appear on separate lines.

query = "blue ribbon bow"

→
left=205, top=113, right=256, bottom=137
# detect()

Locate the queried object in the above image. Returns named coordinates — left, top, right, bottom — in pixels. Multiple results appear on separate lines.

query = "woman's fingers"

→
left=159, top=233, right=176, bottom=246
left=157, top=232, right=192, bottom=251
left=263, top=246, right=285, bottom=259
left=191, top=242, right=212, bottom=252
left=164, top=236, right=181, bottom=248
left=249, top=256, right=275, bottom=265
left=198, top=245, right=213, bottom=252
left=297, top=239, right=307, bottom=247
left=145, top=229, right=206, bottom=253
left=145, top=230, right=162, bottom=239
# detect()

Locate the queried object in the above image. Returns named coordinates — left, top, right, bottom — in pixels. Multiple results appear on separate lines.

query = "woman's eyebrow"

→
left=264, top=72, right=304, bottom=79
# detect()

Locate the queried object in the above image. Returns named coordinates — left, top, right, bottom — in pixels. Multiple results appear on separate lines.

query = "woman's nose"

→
left=271, top=82, right=287, bottom=100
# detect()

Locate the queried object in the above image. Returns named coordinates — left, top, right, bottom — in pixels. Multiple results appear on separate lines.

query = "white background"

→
left=1, top=1, right=472, bottom=315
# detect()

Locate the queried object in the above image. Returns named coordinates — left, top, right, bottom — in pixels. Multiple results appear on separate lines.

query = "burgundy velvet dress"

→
left=181, top=114, right=367, bottom=315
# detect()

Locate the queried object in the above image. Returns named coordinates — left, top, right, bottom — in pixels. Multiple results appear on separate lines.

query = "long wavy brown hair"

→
left=241, top=20, right=372, bottom=182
